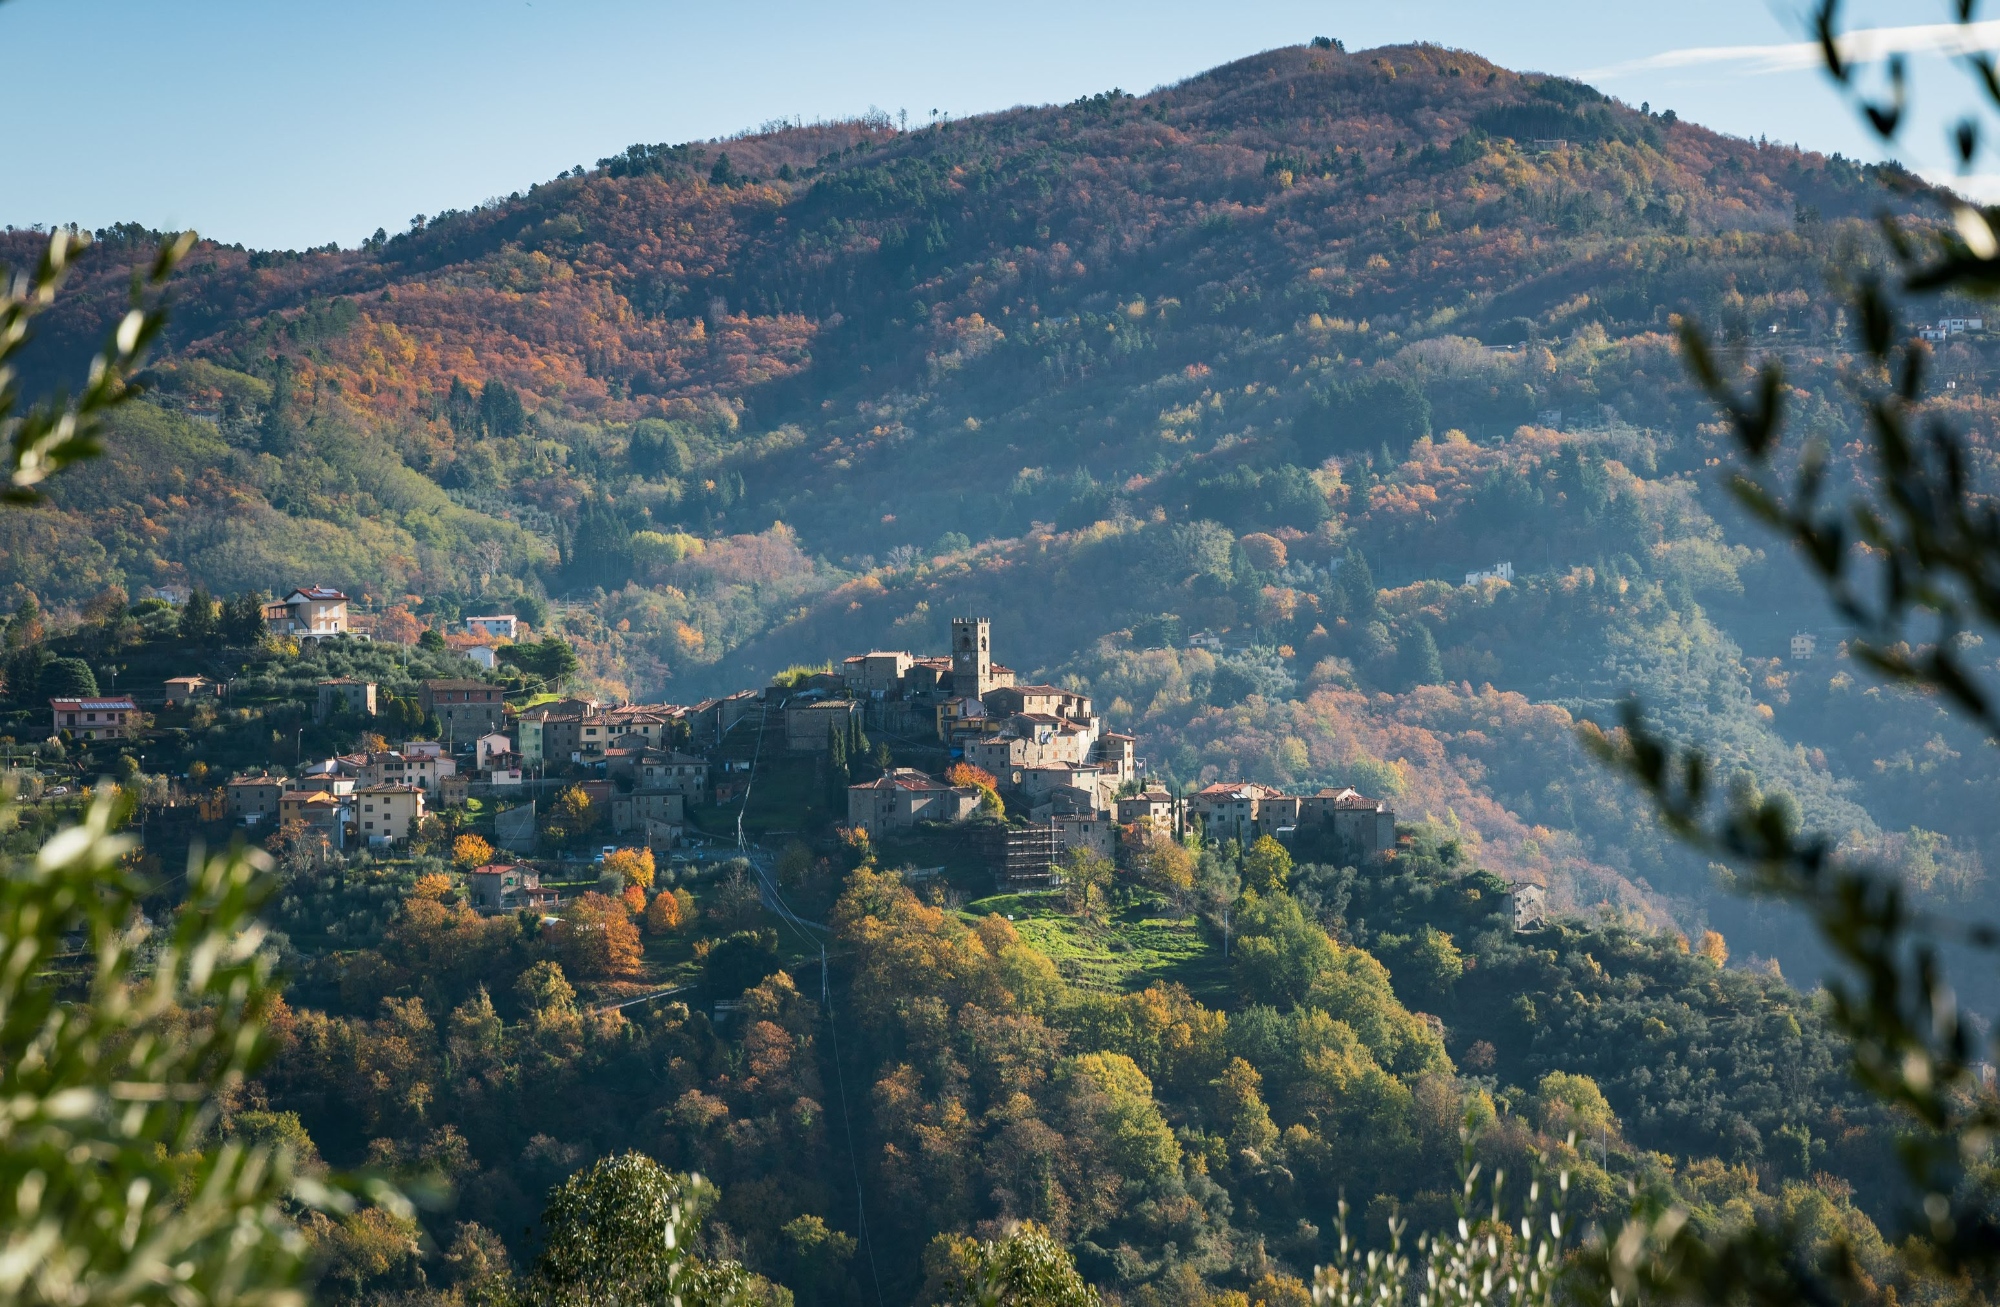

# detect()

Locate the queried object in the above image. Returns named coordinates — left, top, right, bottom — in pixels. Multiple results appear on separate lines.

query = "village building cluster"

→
left=66, top=591, right=1399, bottom=898
left=833, top=618, right=1398, bottom=872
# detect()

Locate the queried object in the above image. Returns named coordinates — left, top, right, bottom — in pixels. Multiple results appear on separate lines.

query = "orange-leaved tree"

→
left=452, top=833, right=494, bottom=869
left=945, top=761, right=998, bottom=791
left=645, top=890, right=683, bottom=934
left=548, top=890, right=644, bottom=979
left=603, top=846, right=655, bottom=889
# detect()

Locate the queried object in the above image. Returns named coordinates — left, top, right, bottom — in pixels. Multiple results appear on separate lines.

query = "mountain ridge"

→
left=4, top=39, right=1991, bottom=971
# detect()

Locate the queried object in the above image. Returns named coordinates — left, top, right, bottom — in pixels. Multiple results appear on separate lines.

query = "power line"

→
left=726, top=698, right=882, bottom=1307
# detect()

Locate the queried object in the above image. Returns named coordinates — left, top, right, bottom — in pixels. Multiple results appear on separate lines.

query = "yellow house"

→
left=356, top=784, right=425, bottom=843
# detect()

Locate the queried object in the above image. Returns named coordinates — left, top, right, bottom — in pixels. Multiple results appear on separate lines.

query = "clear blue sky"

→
left=2, top=0, right=1989, bottom=250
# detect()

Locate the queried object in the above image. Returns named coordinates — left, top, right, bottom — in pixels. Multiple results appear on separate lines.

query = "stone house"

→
left=841, top=650, right=915, bottom=694
left=612, top=790, right=686, bottom=833
left=468, top=864, right=559, bottom=913
left=517, top=698, right=597, bottom=766
left=227, top=775, right=284, bottom=824
left=786, top=698, right=863, bottom=751
left=419, top=679, right=506, bottom=739
left=1190, top=781, right=1291, bottom=844
left=846, top=768, right=982, bottom=835
left=314, top=677, right=377, bottom=722
left=636, top=750, right=708, bottom=796
left=163, top=676, right=217, bottom=708
left=961, top=717, right=1097, bottom=777
left=1052, top=812, right=1116, bottom=861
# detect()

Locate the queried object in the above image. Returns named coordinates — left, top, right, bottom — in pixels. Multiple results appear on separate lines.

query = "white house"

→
left=1791, top=632, right=1818, bottom=661
left=1466, top=561, right=1515, bottom=586
left=467, top=646, right=498, bottom=670
left=465, top=614, right=519, bottom=640
left=264, top=586, right=351, bottom=638
left=475, top=732, right=514, bottom=769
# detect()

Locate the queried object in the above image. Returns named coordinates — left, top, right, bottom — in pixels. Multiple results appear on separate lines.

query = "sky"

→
left=6, top=0, right=1999, bottom=250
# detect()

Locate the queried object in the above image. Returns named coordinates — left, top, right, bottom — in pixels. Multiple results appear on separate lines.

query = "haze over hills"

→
left=8, top=41, right=1996, bottom=969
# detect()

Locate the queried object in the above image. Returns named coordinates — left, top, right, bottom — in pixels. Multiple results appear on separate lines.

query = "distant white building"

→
left=465, top=614, right=519, bottom=640
left=1920, top=318, right=1985, bottom=342
left=1791, top=632, right=1817, bottom=661
left=1466, top=561, right=1515, bottom=586
left=467, top=645, right=498, bottom=670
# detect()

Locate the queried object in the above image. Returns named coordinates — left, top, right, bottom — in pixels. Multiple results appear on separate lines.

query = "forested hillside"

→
left=10, top=43, right=1999, bottom=1013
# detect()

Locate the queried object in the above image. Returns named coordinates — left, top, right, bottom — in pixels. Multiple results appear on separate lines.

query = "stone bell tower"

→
left=951, top=617, right=993, bottom=698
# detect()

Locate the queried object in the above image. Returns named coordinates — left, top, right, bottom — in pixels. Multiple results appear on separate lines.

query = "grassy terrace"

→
left=963, top=888, right=1230, bottom=1001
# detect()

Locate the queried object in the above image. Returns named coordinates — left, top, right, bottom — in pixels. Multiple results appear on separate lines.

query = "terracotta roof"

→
left=285, top=586, right=348, bottom=602
left=1194, top=781, right=1283, bottom=800
left=50, top=697, right=137, bottom=711
left=850, top=767, right=950, bottom=793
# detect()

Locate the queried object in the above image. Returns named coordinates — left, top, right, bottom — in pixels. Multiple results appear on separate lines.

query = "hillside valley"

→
left=13, top=30, right=2000, bottom=1305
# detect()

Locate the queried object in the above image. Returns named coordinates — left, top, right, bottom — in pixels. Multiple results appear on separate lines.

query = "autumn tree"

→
left=1134, top=832, right=1196, bottom=916
left=547, top=890, right=643, bottom=979
left=644, top=889, right=683, bottom=934
left=453, top=833, right=495, bottom=870
left=1240, top=834, right=1293, bottom=895
left=945, top=761, right=998, bottom=791
left=410, top=871, right=453, bottom=901
left=1059, top=845, right=1115, bottom=923
left=602, top=846, right=655, bottom=890
left=547, top=784, right=596, bottom=846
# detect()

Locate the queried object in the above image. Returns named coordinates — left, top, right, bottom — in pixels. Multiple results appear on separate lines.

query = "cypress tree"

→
left=827, top=724, right=850, bottom=807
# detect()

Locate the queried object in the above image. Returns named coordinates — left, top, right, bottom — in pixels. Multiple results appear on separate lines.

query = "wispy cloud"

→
left=1578, top=19, right=2000, bottom=81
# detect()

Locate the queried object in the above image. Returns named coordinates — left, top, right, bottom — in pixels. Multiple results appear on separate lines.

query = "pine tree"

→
left=178, top=587, right=218, bottom=644
left=1401, top=621, right=1443, bottom=688
left=444, top=376, right=480, bottom=435
left=224, top=591, right=266, bottom=645
left=479, top=379, right=526, bottom=438
left=1341, top=549, right=1379, bottom=619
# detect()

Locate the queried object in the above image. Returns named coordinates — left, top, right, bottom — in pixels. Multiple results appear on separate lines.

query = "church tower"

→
left=951, top=617, right=992, bottom=698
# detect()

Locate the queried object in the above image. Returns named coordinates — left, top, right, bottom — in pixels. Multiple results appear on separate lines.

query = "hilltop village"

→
left=40, top=585, right=1400, bottom=908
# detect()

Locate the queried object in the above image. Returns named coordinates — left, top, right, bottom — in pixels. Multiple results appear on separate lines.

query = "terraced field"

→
left=964, top=889, right=1229, bottom=999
